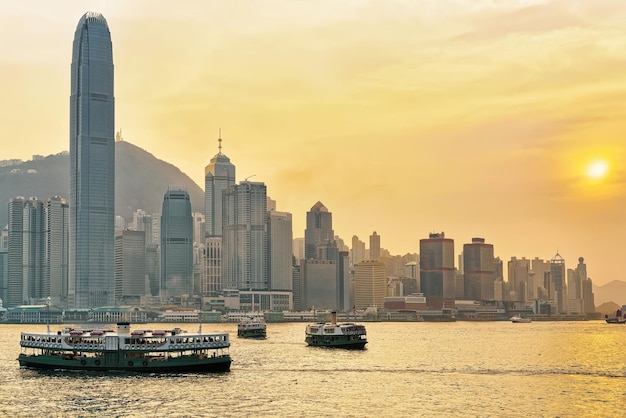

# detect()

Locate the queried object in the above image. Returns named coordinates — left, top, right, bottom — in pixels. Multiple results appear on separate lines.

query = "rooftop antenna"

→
left=218, top=129, right=222, bottom=154
left=244, top=174, right=256, bottom=181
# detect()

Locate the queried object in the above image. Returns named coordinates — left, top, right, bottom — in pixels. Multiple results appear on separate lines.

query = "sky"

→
left=1, top=1, right=625, bottom=286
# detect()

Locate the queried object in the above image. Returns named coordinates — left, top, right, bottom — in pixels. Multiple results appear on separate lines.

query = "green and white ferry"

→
left=237, top=317, right=267, bottom=339
left=305, top=311, right=367, bottom=349
left=18, top=322, right=231, bottom=373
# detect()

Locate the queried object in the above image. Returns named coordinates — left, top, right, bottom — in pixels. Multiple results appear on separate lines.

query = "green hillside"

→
left=0, top=141, right=204, bottom=227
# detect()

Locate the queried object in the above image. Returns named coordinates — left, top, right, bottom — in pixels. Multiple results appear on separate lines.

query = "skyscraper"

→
left=369, top=231, right=381, bottom=260
left=222, top=181, right=267, bottom=290
left=45, top=196, right=69, bottom=307
left=354, top=260, right=387, bottom=310
left=69, top=12, right=115, bottom=308
left=304, top=202, right=334, bottom=260
left=161, top=189, right=193, bottom=299
left=463, top=237, right=495, bottom=301
left=420, top=232, right=455, bottom=308
left=7, top=197, right=45, bottom=307
left=204, top=135, right=236, bottom=238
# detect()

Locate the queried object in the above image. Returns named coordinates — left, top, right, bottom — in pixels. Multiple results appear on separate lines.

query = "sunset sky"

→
left=1, top=1, right=625, bottom=286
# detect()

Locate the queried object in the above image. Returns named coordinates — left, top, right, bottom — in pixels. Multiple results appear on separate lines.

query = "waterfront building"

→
left=222, top=181, right=267, bottom=291
left=300, top=259, right=337, bottom=310
left=268, top=210, right=293, bottom=291
left=202, top=237, right=222, bottom=295
left=550, top=252, right=567, bottom=314
left=354, top=260, right=387, bottom=310
left=304, top=202, right=334, bottom=260
left=507, top=257, right=530, bottom=301
left=69, top=12, right=116, bottom=308
left=114, top=230, right=146, bottom=304
left=419, top=232, right=455, bottom=308
left=44, top=196, right=69, bottom=307
left=7, top=197, right=45, bottom=307
left=160, top=189, right=193, bottom=300
left=463, top=237, right=495, bottom=301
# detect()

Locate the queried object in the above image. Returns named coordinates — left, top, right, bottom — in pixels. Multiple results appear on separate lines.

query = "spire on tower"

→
left=218, top=129, right=222, bottom=154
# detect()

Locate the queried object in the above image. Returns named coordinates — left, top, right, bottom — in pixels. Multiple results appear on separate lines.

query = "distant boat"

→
left=510, top=315, right=531, bottom=323
left=605, top=308, right=626, bottom=324
left=237, top=317, right=267, bottom=339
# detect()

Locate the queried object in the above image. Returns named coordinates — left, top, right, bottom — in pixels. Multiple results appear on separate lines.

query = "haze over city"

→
left=1, top=1, right=625, bottom=286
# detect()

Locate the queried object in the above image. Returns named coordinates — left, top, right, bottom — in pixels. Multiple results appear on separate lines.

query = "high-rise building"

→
left=354, top=260, right=387, bottom=310
left=204, top=134, right=236, bottom=238
left=369, top=231, right=381, bottom=260
left=160, top=189, right=193, bottom=299
left=192, top=212, right=205, bottom=244
left=69, top=12, right=115, bottom=308
left=292, top=238, right=305, bottom=263
left=304, top=202, right=333, bottom=260
left=507, top=257, right=530, bottom=301
left=222, top=181, right=267, bottom=290
left=7, top=197, right=45, bottom=307
left=463, top=237, right=495, bottom=301
left=550, top=252, right=566, bottom=314
left=268, top=210, right=293, bottom=291
left=114, top=230, right=146, bottom=304
left=44, top=196, right=69, bottom=307
left=419, top=232, right=455, bottom=307
left=351, top=235, right=366, bottom=265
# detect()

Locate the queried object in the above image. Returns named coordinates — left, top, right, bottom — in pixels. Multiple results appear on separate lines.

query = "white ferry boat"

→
left=18, top=322, right=231, bottom=372
left=237, top=317, right=267, bottom=339
left=305, top=311, right=367, bottom=349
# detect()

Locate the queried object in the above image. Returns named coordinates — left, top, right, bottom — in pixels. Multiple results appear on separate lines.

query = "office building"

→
left=304, top=202, right=333, bottom=260
left=463, top=237, right=495, bottom=301
left=204, top=134, right=236, bottom=238
left=419, top=232, right=455, bottom=307
left=369, top=231, right=381, bottom=260
left=268, top=210, right=293, bottom=291
left=550, top=252, right=566, bottom=314
left=507, top=257, right=530, bottom=301
left=69, top=12, right=115, bottom=308
left=222, top=181, right=267, bottom=290
left=161, top=189, right=193, bottom=299
left=114, top=230, right=146, bottom=304
left=354, top=260, right=387, bottom=310
left=7, top=197, right=45, bottom=307
left=44, top=196, right=69, bottom=307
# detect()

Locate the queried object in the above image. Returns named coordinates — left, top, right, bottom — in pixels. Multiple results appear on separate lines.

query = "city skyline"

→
left=1, top=2, right=625, bottom=286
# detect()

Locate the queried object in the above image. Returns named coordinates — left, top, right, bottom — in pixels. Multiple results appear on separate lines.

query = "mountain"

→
left=593, top=280, right=626, bottom=307
left=0, top=141, right=204, bottom=227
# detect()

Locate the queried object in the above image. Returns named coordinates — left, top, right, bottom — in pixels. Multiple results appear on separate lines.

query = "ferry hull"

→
left=237, top=329, right=266, bottom=339
left=305, top=335, right=367, bottom=350
left=18, top=353, right=231, bottom=373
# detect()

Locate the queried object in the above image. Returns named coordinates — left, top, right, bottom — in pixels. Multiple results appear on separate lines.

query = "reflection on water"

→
left=1, top=321, right=624, bottom=417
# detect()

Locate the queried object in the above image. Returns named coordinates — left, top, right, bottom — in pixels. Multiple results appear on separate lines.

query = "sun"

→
left=586, top=160, right=609, bottom=179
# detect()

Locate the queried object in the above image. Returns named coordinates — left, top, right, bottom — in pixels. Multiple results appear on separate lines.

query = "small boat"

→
left=237, top=317, right=267, bottom=339
left=510, top=315, right=532, bottom=323
left=18, top=322, right=231, bottom=373
left=605, top=308, right=626, bottom=324
left=305, top=311, right=367, bottom=349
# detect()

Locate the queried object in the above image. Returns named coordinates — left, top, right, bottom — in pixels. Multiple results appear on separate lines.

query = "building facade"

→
left=222, top=181, right=268, bottom=291
left=69, top=12, right=116, bottom=308
left=304, top=202, right=334, bottom=260
left=354, top=260, right=387, bottom=310
left=420, top=232, right=455, bottom=306
left=160, top=189, right=193, bottom=300
left=463, top=237, right=495, bottom=301
left=45, top=196, right=69, bottom=307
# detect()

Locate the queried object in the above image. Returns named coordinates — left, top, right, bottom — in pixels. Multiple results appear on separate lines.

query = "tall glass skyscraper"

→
left=161, top=189, right=193, bottom=299
left=204, top=135, right=236, bottom=238
left=69, top=12, right=115, bottom=308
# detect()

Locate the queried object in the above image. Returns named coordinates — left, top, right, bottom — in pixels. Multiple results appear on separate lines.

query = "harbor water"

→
left=1, top=320, right=624, bottom=417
